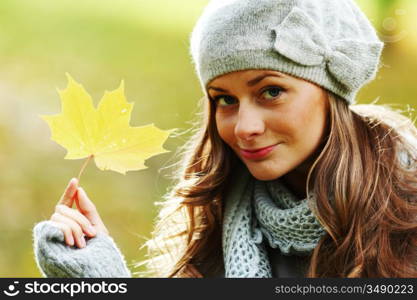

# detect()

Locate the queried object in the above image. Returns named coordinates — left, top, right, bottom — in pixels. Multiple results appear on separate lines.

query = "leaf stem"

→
left=77, top=154, right=94, bottom=183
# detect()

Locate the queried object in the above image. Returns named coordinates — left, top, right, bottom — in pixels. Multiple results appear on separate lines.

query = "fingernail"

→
left=87, top=225, right=96, bottom=235
left=80, top=238, right=86, bottom=248
left=69, top=236, right=74, bottom=246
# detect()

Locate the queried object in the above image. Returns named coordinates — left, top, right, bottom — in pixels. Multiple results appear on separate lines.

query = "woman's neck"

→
left=281, top=145, right=324, bottom=200
left=281, top=167, right=308, bottom=200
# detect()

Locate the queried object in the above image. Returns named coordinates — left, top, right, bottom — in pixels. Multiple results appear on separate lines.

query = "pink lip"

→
left=240, top=143, right=280, bottom=160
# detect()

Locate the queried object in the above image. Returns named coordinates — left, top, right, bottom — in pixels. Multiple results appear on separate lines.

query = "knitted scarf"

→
left=222, top=168, right=327, bottom=278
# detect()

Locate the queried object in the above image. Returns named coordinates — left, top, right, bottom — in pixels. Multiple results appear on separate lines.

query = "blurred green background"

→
left=0, top=0, right=415, bottom=277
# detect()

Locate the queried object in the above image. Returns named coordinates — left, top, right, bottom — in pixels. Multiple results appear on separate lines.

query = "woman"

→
left=33, top=0, right=417, bottom=278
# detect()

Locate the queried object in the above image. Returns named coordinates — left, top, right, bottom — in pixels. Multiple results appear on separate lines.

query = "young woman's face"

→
left=207, top=69, right=329, bottom=181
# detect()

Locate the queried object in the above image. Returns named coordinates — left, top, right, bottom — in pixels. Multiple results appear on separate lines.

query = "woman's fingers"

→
left=51, top=213, right=87, bottom=248
left=58, top=178, right=79, bottom=208
left=50, top=178, right=109, bottom=248
left=49, top=221, right=75, bottom=247
left=54, top=204, right=97, bottom=238
left=75, top=187, right=109, bottom=236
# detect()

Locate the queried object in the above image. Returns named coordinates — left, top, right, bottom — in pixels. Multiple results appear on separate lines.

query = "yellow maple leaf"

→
left=42, top=74, right=173, bottom=175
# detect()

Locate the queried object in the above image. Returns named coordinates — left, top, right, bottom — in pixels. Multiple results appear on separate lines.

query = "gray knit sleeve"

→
left=33, top=220, right=132, bottom=278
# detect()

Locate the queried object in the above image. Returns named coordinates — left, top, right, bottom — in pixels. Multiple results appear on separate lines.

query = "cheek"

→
left=215, top=114, right=235, bottom=145
left=291, top=102, right=327, bottom=151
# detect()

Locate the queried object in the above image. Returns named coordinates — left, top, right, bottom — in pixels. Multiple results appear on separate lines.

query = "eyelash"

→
left=210, top=86, right=285, bottom=107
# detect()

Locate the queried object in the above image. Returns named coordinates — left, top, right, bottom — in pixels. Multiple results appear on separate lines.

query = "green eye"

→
left=215, top=95, right=237, bottom=106
left=263, top=87, right=283, bottom=99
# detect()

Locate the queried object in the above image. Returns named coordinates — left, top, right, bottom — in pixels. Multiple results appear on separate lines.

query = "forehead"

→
left=206, top=69, right=330, bottom=107
left=206, top=70, right=320, bottom=94
left=209, top=69, right=285, bottom=85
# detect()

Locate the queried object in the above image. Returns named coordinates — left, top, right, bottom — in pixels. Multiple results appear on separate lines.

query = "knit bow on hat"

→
left=272, top=7, right=383, bottom=91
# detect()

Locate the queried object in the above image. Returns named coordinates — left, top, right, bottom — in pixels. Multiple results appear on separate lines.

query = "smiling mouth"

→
left=242, top=146, right=273, bottom=152
left=240, top=142, right=281, bottom=152
left=239, top=143, right=281, bottom=159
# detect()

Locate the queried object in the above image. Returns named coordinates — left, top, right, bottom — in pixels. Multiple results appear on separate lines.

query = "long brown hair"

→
left=135, top=92, right=417, bottom=277
left=306, top=95, right=417, bottom=277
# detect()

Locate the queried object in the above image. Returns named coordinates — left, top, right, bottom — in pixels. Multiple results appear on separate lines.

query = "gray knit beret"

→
left=190, top=0, right=384, bottom=104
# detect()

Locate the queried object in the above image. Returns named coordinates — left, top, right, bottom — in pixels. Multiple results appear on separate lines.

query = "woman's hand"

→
left=50, top=178, right=109, bottom=248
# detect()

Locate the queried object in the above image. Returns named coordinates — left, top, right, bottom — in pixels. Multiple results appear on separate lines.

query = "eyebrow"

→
left=207, top=72, right=284, bottom=93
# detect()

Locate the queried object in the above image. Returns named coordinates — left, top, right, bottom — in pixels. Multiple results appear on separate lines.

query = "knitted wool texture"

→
left=222, top=164, right=326, bottom=278
left=190, top=0, right=384, bottom=104
left=254, top=180, right=326, bottom=254
left=33, top=221, right=131, bottom=278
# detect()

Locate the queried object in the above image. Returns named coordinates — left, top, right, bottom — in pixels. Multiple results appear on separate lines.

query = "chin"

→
left=244, top=161, right=288, bottom=181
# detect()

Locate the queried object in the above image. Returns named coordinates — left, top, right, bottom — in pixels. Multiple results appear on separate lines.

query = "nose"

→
left=234, top=104, right=265, bottom=141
